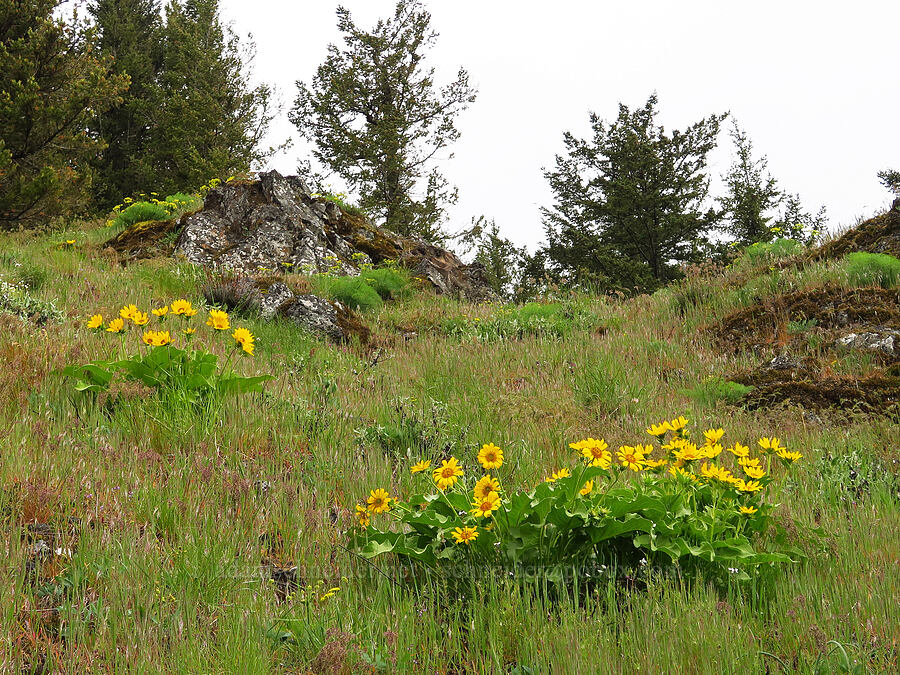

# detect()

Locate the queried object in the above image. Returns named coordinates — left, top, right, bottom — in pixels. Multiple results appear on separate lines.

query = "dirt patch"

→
left=715, top=284, right=900, bottom=354
left=734, top=373, right=900, bottom=414
left=105, top=218, right=181, bottom=260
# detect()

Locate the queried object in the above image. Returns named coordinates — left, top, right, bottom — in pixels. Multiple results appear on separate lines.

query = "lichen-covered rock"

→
left=175, top=170, right=496, bottom=302
left=279, top=294, right=371, bottom=344
left=835, top=330, right=899, bottom=356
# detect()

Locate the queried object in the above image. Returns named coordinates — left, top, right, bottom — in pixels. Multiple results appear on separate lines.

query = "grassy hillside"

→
left=1, top=218, right=898, bottom=673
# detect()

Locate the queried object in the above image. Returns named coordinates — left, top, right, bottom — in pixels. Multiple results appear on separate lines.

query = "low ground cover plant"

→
left=441, top=300, right=598, bottom=341
left=353, top=417, right=803, bottom=586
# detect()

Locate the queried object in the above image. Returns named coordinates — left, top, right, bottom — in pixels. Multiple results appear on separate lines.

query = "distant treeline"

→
left=1, top=1, right=896, bottom=296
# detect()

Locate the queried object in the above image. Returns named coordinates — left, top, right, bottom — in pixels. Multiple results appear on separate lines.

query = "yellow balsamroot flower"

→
left=580, top=480, right=594, bottom=496
left=119, top=304, right=139, bottom=320
left=470, top=491, right=501, bottom=518
left=703, top=428, right=724, bottom=445
left=728, top=442, right=750, bottom=458
left=776, top=448, right=803, bottom=463
left=410, top=459, right=431, bottom=474
left=451, top=526, right=479, bottom=545
left=617, top=445, right=646, bottom=472
left=738, top=455, right=761, bottom=470
left=106, top=317, right=125, bottom=333
left=739, top=505, right=759, bottom=516
left=757, top=437, right=783, bottom=453
left=87, top=314, right=103, bottom=329
left=743, top=464, right=766, bottom=480
left=473, top=475, right=500, bottom=500
left=572, top=438, right=611, bottom=468
left=206, top=309, right=230, bottom=331
left=184, top=327, right=196, bottom=336
left=170, top=299, right=197, bottom=316
left=668, top=415, right=689, bottom=432
left=132, top=311, right=150, bottom=326
left=152, top=306, right=168, bottom=317
left=546, top=468, right=571, bottom=482
left=702, top=443, right=723, bottom=459
left=477, top=443, right=504, bottom=470
left=734, top=479, right=764, bottom=493
left=355, top=504, right=370, bottom=527
left=232, top=327, right=255, bottom=354
left=669, top=465, right=699, bottom=482
left=366, top=488, right=391, bottom=513
left=700, top=462, right=735, bottom=485
left=643, top=458, right=668, bottom=470
left=646, top=422, right=671, bottom=437
left=673, top=442, right=703, bottom=463
left=433, top=457, right=463, bottom=491
left=142, top=330, right=172, bottom=347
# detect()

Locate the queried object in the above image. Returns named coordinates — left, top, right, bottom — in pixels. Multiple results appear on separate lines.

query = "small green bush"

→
left=111, top=201, right=171, bottom=229
left=360, top=267, right=411, bottom=300
left=683, top=377, right=753, bottom=408
left=844, top=252, right=900, bottom=288
left=317, top=276, right=383, bottom=311
left=742, top=238, right=803, bottom=264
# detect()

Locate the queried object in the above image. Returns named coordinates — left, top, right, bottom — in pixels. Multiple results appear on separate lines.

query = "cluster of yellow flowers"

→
left=86, top=300, right=255, bottom=355
left=356, top=416, right=803, bottom=545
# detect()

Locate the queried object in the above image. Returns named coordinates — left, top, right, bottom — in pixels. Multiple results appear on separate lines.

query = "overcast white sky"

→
left=222, top=0, right=899, bottom=250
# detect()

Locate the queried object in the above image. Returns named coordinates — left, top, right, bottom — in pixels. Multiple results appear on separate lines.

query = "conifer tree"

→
left=88, top=0, right=164, bottom=207
left=150, top=0, right=278, bottom=195
left=541, top=95, right=725, bottom=291
left=291, top=0, right=476, bottom=241
left=0, top=0, right=128, bottom=227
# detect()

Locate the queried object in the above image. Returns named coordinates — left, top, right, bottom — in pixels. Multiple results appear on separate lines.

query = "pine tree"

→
left=455, top=216, right=525, bottom=298
left=541, top=95, right=726, bottom=291
left=290, top=0, right=476, bottom=241
left=150, top=0, right=278, bottom=195
left=719, top=122, right=782, bottom=245
left=89, top=0, right=164, bottom=207
left=0, top=0, right=128, bottom=227
left=878, top=168, right=900, bottom=195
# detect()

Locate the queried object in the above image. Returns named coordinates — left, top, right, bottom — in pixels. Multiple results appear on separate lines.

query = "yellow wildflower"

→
left=643, top=458, right=669, bottom=470
left=477, top=443, right=504, bottom=470
left=152, top=306, right=168, bottom=317
left=131, top=311, right=149, bottom=326
left=106, top=317, right=125, bottom=333
left=206, top=309, right=230, bottom=331
left=572, top=438, right=611, bottom=468
left=739, top=505, right=758, bottom=515
left=470, top=492, right=501, bottom=518
left=546, top=468, right=571, bottom=482
left=579, top=480, right=594, bottom=496
left=119, top=304, right=139, bottom=320
left=703, top=428, right=724, bottom=445
left=410, top=460, right=431, bottom=474
left=451, top=526, right=478, bottom=545
left=757, top=437, right=784, bottom=453
left=355, top=504, right=370, bottom=527
left=366, top=488, right=391, bottom=514
left=743, top=464, right=766, bottom=480
left=728, top=442, right=750, bottom=458
left=776, top=448, right=803, bottom=463
left=673, top=442, right=703, bottom=463
left=170, top=299, right=197, bottom=316
left=473, top=475, right=500, bottom=500
left=646, top=422, right=671, bottom=437
left=668, top=415, right=689, bottom=432
left=702, top=443, right=723, bottom=459
left=617, top=445, right=646, bottom=472
left=433, top=457, right=463, bottom=491
left=183, top=327, right=196, bottom=335
left=87, top=314, right=103, bottom=329
left=232, top=327, right=255, bottom=354
left=734, top=479, right=764, bottom=493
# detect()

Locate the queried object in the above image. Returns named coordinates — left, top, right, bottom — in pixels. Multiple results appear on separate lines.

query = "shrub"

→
left=316, top=276, right=383, bottom=311
left=352, top=418, right=804, bottom=587
left=741, top=238, right=803, bottom=264
left=359, top=267, right=411, bottom=300
left=0, top=275, right=63, bottom=324
left=844, top=252, right=900, bottom=289
left=108, top=192, right=203, bottom=230
left=683, top=377, right=753, bottom=408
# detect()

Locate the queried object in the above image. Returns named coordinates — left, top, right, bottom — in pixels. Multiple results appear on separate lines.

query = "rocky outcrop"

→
left=812, top=198, right=900, bottom=261
left=174, top=170, right=496, bottom=303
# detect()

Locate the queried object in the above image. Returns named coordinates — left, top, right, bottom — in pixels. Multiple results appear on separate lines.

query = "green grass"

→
left=0, top=220, right=897, bottom=673
left=845, top=251, right=900, bottom=288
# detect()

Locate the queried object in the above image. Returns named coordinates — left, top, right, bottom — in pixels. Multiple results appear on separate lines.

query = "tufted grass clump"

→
left=315, top=275, right=383, bottom=311
left=108, top=192, right=203, bottom=231
left=844, top=251, right=900, bottom=288
left=683, top=377, right=753, bottom=408
left=359, top=267, right=411, bottom=301
left=742, top=237, right=804, bottom=264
